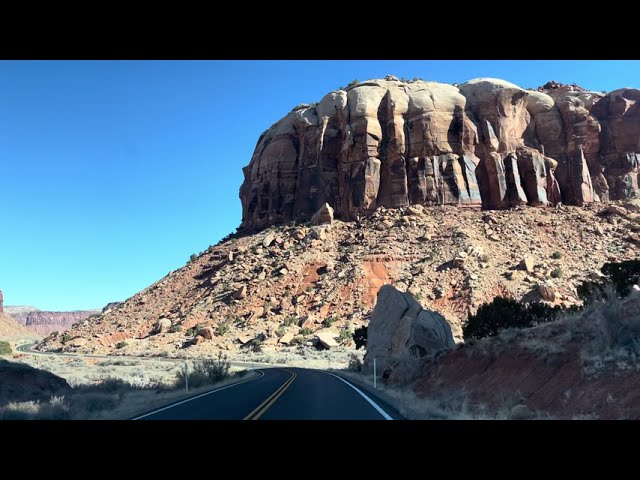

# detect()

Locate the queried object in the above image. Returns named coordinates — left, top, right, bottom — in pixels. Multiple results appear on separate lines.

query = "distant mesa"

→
left=240, top=76, right=640, bottom=231
left=1, top=291, right=105, bottom=335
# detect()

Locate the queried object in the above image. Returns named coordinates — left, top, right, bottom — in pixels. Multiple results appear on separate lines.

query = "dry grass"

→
left=336, top=370, right=542, bottom=420
left=6, top=351, right=254, bottom=419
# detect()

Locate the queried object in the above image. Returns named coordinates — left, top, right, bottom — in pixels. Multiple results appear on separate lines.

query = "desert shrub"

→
left=322, top=316, right=337, bottom=327
left=189, top=253, right=197, bottom=263
left=338, top=329, right=352, bottom=344
left=299, top=327, right=313, bottom=336
left=347, top=353, right=362, bottom=372
left=551, top=268, right=562, bottom=278
left=215, top=324, right=229, bottom=336
left=463, top=297, right=562, bottom=340
left=0, top=396, right=70, bottom=420
left=186, top=323, right=203, bottom=337
left=551, top=252, right=562, bottom=259
left=116, top=341, right=127, bottom=349
left=61, top=334, right=72, bottom=344
left=578, top=260, right=640, bottom=302
left=0, top=341, right=12, bottom=356
left=283, top=316, right=298, bottom=327
left=72, top=392, right=119, bottom=413
left=353, top=326, right=367, bottom=350
left=289, top=335, right=305, bottom=345
left=176, top=353, right=230, bottom=389
left=276, top=326, right=286, bottom=337
left=169, top=324, right=182, bottom=333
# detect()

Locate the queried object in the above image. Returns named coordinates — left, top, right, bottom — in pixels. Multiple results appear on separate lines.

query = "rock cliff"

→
left=240, top=77, right=640, bottom=231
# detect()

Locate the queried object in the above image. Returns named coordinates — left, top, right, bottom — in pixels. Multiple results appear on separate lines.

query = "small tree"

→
left=0, top=341, right=12, bottom=356
left=353, top=326, right=367, bottom=350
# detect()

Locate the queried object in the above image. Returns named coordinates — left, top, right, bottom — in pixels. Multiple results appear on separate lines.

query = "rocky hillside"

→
left=240, top=77, right=640, bottom=231
left=37, top=198, right=639, bottom=356
left=5, top=307, right=100, bottom=335
left=0, top=312, right=36, bottom=338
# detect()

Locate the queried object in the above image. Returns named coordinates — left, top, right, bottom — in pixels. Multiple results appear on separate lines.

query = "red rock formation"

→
left=8, top=309, right=99, bottom=335
left=239, top=76, right=640, bottom=232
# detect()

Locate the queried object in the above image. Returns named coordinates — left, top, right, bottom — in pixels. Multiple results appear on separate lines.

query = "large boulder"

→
left=154, top=318, right=172, bottom=334
left=362, top=285, right=455, bottom=382
left=310, top=203, right=334, bottom=226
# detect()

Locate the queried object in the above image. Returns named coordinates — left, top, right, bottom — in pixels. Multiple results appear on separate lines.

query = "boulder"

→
left=362, top=285, right=455, bottom=380
left=315, top=330, right=339, bottom=348
left=310, top=203, right=334, bottom=226
left=538, top=283, right=557, bottom=302
left=154, top=318, right=172, bottom=334
left=278, top=331, right=294, bottom=344
left=263, top=232, right=276, bottom=247
left=232, top=285, right=247, bottom=299
left=520, top=257, right=535, bottom=273
left=197, top=327, right=214, bottom=340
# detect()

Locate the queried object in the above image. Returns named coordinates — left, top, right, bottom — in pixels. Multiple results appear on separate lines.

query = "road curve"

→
left=134, top=367, right=403, bottom=420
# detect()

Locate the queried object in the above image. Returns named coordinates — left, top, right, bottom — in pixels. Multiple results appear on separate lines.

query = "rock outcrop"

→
left=0, top=359, right=70, bottom=405
left=240, top=77, right=640, bottom=231
left=363, top=285, right=455, bottom=381
left=0, top=290, right=3, bottom=313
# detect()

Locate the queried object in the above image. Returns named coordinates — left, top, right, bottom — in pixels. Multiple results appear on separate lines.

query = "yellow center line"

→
left=243, top=370, right=297, bottom=420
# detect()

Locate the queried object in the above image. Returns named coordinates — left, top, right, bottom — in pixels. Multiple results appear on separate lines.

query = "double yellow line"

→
left=244, top=370, right=297, bottom=420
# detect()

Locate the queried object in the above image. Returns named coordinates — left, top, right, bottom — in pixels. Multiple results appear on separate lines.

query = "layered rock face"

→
left=240, top=77, right=640, bottom=231
left=7, top=309, right=99, bottom=335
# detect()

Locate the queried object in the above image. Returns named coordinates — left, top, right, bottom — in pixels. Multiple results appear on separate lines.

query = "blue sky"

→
left=1, top=60, right=639, bottom=310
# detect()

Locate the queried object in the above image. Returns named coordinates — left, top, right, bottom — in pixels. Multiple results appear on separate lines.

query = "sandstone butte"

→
left=240, top=77, right=639, bottom=231
left=36, top=77, right=640, bottom=357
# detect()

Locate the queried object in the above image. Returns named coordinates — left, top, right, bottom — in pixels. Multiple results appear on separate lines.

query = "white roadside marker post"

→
left=373, top=357, right=377, bottom=389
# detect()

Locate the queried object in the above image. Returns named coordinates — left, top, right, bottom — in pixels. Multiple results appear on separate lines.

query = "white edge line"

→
left=132, top=370, right=265, bottom=420
left=323, top=371, right=394, bottom=420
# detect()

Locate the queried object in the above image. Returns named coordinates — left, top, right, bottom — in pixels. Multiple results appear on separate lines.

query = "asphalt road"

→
left=133, top=367, right=402, bottom=420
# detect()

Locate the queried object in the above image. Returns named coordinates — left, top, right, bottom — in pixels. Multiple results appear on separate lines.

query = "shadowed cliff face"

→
left=239, top=76, right=640, bottom=231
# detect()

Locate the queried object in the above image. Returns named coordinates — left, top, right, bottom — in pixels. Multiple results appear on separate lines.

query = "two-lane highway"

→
left=133, top=368, right=402, bottom=420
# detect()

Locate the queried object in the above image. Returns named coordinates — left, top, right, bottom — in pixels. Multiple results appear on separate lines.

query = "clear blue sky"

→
left=1, top=60, right=639, bottom=310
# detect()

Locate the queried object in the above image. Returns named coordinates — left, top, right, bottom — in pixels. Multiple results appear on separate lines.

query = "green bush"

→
left=463, top=297, right=562, bottom=340
left=283, top=316, right=298, bottom=327
left=0, top=341, right=12, bottom=356
left=169, top=324, right=182, bottom=333
left=551, top=268, right=562, bottom=278
left=299, top=327, right=313, bottom=336
left=353, top=326, right=367, bottom=350
left=215, top=324, right=229, bottom=336
left=61, top=334, right=72, bottom=344
left=551, top=252, right=562, bottom=259
left=289, top=335, right=305, bottom=345
left=322, top=316, right=337, bottom=327
left=577, top=259, right=640, bottom=302
left=116, top=341, right=127, bottom=349
left=339, top=329, right=352, bottom=344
